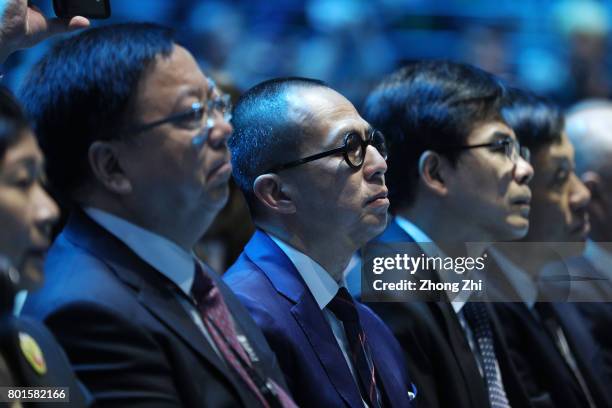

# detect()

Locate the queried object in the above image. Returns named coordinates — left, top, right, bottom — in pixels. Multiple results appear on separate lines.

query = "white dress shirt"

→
left=269, top=234, right=368, bottom=407
left=85, top=207, right=222, bottom=358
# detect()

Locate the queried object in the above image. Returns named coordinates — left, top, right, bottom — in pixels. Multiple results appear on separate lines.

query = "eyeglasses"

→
left=266, top=129, right=388, bottom=173
left=128, top=79, right=232, bottom=146
left=439, top=136, right=530, bottom=164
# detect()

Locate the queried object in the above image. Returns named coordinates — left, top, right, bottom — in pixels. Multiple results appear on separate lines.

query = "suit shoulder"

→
left=23, top=241, right=141, bottom=323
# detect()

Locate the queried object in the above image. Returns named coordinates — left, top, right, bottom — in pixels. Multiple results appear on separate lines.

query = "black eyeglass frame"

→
left=437, top=136, right=531, bottom=163
left=265, top=129, right=387, bottom=174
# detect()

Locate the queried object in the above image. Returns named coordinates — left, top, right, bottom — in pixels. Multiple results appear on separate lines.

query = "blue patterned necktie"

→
left=463, top=302, right=511, bottom=408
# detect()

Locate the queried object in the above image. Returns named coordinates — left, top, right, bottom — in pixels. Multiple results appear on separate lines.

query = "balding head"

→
left=229, top=77, right=329, bottom=203
left=566, top=99, right=612, bottom=240
left=566, top=100, right=612, bottom=176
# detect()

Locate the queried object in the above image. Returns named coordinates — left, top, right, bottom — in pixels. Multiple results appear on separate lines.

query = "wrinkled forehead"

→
left=286, top=86, right=370, bottom=148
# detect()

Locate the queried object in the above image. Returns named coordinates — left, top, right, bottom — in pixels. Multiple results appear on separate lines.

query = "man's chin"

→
left=361, top=212, right=389, bottom=241
left=203, top=183, right=230, bottom=209
left=501, top=215, right=530, bottom=241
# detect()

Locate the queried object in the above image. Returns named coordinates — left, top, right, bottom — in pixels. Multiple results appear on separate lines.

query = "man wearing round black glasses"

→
left=224, top=77, right=415, bottom=407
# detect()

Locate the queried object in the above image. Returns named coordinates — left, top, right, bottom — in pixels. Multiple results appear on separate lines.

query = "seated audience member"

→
left=0, top=86, right=89, bottom=407
left=565, top=100, right=612, bottom=391
left=361, top=61, right=534, bottom=408
left=225, top=77, right=415, bottom=407
left=20, top=23, right=294, bottom=408
left=0, top=0, right=89, bottom=63
left=490, top=89, right=610, bottom=407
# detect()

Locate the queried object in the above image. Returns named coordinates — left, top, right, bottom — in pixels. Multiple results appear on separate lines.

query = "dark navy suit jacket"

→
left=22, top=211, right=288, bottom=408
left=365, top=218, right=532, bottom=408
left=223, top=230, right=414, bottom=408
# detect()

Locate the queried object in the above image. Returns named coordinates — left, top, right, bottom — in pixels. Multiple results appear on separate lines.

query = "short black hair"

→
left=229, top=77, right=328, bottom=206
left=19, top=23, right=175, bottom=201
left=363, top=60, right=507, bottom=212
left=0, top=86, right=30, bottom=161
left=502, top=88, right=564, bottom=154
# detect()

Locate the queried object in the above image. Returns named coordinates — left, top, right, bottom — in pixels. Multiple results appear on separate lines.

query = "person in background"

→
left=0, top=86, right=90, bottom=406
left=20, top=23, right=295, bottom=407
left=490, top=89, right=610, bottom=408
left=565, top=100, right=612, bottom=394
left=361, top=61, right=534, bottom=408
left=225, top=77, right=415, bottom=407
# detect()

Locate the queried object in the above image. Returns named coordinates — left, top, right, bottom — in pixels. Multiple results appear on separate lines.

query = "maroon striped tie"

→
left=328, top=287, right=383, bottom=408
left=191, top=262, right=297, bottom=408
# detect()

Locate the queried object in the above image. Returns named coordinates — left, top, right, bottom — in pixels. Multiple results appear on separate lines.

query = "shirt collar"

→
left=394, top=215, right=472, bottom=312
left=488, top=246, right=538, bottom=309
left=269, top=233, right=343, bottom=310
left=85, top=207, right=196, bottom=296
left=583, top=239, right=612, bottom=283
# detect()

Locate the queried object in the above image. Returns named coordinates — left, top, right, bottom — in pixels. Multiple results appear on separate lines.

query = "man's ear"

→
left=88, top=141, right=132, bottom=194
left=418, top=150, right=448, bottom=196
left=253, top=174, right=296, bottom=214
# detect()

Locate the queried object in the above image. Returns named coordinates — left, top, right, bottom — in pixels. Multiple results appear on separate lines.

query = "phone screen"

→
left=53, top=0, right=111, bottom=19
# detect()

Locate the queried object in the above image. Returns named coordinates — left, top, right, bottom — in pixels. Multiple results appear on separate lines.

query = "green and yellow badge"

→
left=18, top=332, right=46, bottom=375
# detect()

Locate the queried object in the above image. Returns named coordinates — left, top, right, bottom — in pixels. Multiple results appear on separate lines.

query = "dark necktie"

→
left=462, top=302, right=511, bottom=408
left=328, top=287, right=383, bottom=408
left=191, top=262, right=296, bottom=408
left=535, top=303, right=596, bottom=408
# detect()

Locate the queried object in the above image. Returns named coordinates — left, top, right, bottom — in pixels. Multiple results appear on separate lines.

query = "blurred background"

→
left=8, top=0, right=612, bottom=270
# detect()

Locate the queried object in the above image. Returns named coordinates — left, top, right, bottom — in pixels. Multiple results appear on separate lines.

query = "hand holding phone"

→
left=53, top=0, right=111, bottom=20
left=0, top=0, right=90, bottom=63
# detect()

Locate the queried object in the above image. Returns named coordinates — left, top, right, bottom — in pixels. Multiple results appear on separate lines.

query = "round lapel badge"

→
left=18, top=332, right=47, bottom=376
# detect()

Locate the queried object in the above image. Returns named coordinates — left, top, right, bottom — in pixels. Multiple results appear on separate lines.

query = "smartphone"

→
left=52, top=0, right=111, bottom=19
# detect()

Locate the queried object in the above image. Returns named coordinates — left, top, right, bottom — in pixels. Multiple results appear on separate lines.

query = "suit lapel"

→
left=434, top=301, right=490, bottom=406
left=246, top=230, right=364, bottom=407
left=377, top=221, right=490, bottom=406
left=63, top=211, right=241, bottom=390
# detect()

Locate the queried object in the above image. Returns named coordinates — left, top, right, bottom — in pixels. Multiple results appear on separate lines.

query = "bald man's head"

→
left=566, top=99, right=612, bottom=241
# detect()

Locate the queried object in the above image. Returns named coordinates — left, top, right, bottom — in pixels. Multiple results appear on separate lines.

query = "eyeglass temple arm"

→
left=266, top=145, right=347, bottom=173
left=436, top=142, right=499, bottom=152
left=129, top=104, right=203, bottom=134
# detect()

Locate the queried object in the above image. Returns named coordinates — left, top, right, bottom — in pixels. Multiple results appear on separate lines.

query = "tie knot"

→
left=328, top=287, right=359, bottom=323
left=190, top=261, right=217, bottom=305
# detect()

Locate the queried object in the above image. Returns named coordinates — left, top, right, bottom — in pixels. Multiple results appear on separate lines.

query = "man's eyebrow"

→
left=330, top=125, right=371, bottom=143
left=550, top=155, right=572, bottom=167
left=171, top=87, right=204, bottom=110
left=489, top=131, right=513, bottom=141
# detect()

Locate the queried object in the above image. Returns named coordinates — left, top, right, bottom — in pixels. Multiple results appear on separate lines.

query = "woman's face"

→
left=0, top=131, right=59, bottom=290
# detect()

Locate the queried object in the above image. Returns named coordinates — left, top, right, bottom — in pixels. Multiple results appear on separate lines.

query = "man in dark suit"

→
left=224, top=77, right=415, bottom=407
left=491, top=95, right=611, bottom=407
left=566, top=101, right=612, bottom=319
left=20, top=23, right=294, bottom=408
left=360, top=61, right=535, bottom=408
